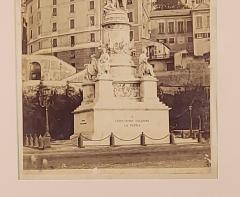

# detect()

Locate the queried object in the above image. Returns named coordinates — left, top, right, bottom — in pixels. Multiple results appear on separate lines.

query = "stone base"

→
left=73, top=100, right=170, bottom=146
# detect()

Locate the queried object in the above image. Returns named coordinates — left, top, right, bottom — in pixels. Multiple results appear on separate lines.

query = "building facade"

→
left=192, top=3, right=210, bottom=56
left=25, top=0, right=152, bottom=71
left=180, top=0, right=210, bottom=8
left=22, top=55, right=76, bottom=82
left=150, top=9, right=194, bottom=54
left=22, top=0, right=28, bottom=54
left=150, top=1, right=210, bottom=57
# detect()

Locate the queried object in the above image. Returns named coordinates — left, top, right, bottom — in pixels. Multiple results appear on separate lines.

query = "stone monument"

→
left=72, top=1, right=170, bottom=145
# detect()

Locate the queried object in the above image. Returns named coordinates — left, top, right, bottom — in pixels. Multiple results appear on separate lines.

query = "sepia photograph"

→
left=18, top=0, right=216, bottom=179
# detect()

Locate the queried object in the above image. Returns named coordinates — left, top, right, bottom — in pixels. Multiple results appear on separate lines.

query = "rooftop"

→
left=150, top=9, right=191, bottom=18
left=192, top=3, right=210, bottom=10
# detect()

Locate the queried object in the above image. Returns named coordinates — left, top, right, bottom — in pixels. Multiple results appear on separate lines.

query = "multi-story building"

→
left=192, top=3, right=210, bottom=56
left=22, top=0, right=28, bottom=54
left=150, top=1, right=210, bottom=57
left=25, top=0, right=152, bottom=71
left=150, top=9, right=194, bottom=54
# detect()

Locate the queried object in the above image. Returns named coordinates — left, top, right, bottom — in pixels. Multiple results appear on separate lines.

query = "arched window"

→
left=30, top=62, right=41, bottom=80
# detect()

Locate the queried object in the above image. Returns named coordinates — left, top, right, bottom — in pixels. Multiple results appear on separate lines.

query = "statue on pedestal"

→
left=116, top=0, right=127, bottom=10
left=138, top=48, right=155, bottom=78
left=84, top=54, right=98, bottom=81
left=97, top=47, right=111, bottom=77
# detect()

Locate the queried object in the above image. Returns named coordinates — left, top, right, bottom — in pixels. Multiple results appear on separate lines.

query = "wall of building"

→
left=26, top=0, right=102, bottom=54
left=150, top=9, right=194, bottom=53
left=181, top=0, right=210, bottom=8
left=25, top=0, right=152, bottom=71
left=192, top=6, right=210, bottom=56
left=22, top=54, right=76, bottom=81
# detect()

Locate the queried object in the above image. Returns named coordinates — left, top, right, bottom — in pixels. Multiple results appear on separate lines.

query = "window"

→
left=187, top=20, right=192, bottom=33
left=90, top=1, right=94, bottom=9
left=30, top=29, right=32, bottom=39
left=188, top=37, right=193, bottom=42
left=70, top=36, right=75, bottom=46
left=127, top=0, right=133, bottom=4
left=38, top=41, right=41, bottom=49
left=52, top=22, right=57, bottom=32
left=158, top=22, right=165, bottom=34
left=70, top=4, right=74, bottom=13
left=195, top=33, right=209, bottom=39
left=90, top=16, right=95, bottom=26
left=196, top=16, right=202, bottom=28
left=30, top=45, right=33, bottom=53
left=38, top=0, right=40, bottom=8
left=29, top=16, right=33, bottom=24
left=30, top=6, right=32, bottom=13
left=38, top=26, right=41, bottom=35
left=52, top=8, right=57, bottom=16
left=30, top=62, right=41, bottom=80
left=169, top=37, right=175, bottom=44
left=37, top=11, right=41, bottom=20
left=70, top=19, right=75, bottom=29
left=167, top=63, right=174, bottom=71
left=52, top=38, right=57, bottom=47
left=168, top=22, right=174, bottom=33
left=177, top=21, right=184, bottom=33
left=90, top=33, right=95, bottom=42
left=128, top=12, right=133, bottom=22
left=130, top=30, right=134, bottom=41
left=207, top=15, right=210, bottom=27
left=53, top=0, right=57, bottom=5
left=196, top=0, right=203, bottom=3
left=70, top=50, right=75, bottom=58
left=90, top=47, right=96, bottom=54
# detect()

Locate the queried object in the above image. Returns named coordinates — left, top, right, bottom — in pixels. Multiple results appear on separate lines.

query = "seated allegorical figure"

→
left=97, top=47, right=111, bottom=77
left=138, top=48, right=155, bottom=78
left=84, top=54, right=98, bottom=81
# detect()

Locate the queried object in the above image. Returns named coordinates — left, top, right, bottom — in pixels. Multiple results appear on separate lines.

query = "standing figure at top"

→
left=104, top=0, right=127, bottom=10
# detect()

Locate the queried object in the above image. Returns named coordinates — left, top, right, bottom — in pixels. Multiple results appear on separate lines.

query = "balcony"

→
left=149, top=53, right=171, bottom=60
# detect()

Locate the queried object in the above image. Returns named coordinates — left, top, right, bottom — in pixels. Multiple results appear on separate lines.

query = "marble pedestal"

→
left=72, top=77, right=170, bottom=146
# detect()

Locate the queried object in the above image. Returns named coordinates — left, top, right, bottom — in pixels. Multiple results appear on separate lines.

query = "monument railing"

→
left=23, top=130, right=206, bottom=150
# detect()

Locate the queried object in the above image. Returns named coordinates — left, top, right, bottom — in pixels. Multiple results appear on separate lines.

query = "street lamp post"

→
left=189, top=105, right=193, bottom=138
left=39, top=81, right=53, bottom=148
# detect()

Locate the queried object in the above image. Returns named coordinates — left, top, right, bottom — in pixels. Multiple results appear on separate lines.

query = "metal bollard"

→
left=78, top=134, right=84, bottom=148
left=181, top=130, right=185, bottom=139
left=43, top=134, right=51, bottom=148
left=33, top=134, right=39, bottom=148
left=110, top=132, right=115, bottom=147
left=29, top=134, right=34, bottom=147
left=24, top=134, right=29, bottom=147
left=140, top=132, right=146, bottom=146
left=38, top=135, right=44, bottom=150
left=192, top=131, right=197, bottom=139
left=198, top=131, right=203, bottom=143
left=170, top=132, right=175, bottom=145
